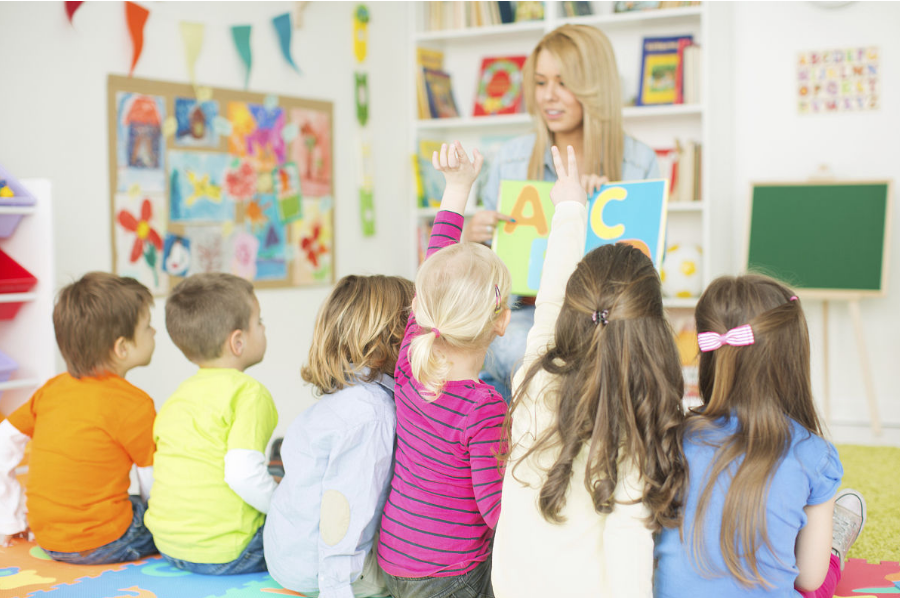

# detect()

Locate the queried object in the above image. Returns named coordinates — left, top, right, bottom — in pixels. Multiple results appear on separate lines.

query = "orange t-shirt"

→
left=7, top=373, right=156, bottom=552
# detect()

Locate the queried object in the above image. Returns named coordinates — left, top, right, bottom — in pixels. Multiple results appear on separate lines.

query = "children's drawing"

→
left=228, top=102, right=286, bottom=173
left=290, top=108, right=332, bottom=197
left=231, top=231, right=259, bottom=280
left=274, top=162, right=303, bottom=223
left=224, top=158, right=257, bottom=201
left=116, top=92, right=166, bottom=192
left=185, top=226, right=231, bottom=276
left=248, top=196, right=287, bottom=280
left=174, top=97, right=220, bottom=147
left=292, top=196, right=333, bottom=283
left=113, top=193, right=165, bottom=293
left=168, top=151, right=234, bottom=222
left=162, top=233, right=191, bottom=276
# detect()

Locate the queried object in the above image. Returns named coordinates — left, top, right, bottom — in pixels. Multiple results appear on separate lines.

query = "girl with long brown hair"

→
left=490, top=146, right=686, bottom=597
left=654, top=274, right=866, bottom=598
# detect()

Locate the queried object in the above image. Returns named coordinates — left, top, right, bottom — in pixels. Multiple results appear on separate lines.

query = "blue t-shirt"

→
left=654, top=416, right=842, bottom=598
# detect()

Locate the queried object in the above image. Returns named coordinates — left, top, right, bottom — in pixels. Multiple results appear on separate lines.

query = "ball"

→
left=660, top=243, right=703, bottom=298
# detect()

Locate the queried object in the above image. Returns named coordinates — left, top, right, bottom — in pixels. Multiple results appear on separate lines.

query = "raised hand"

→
left=550, top=145, right=588, bottom=207
left=433, top=141, right=484, bottom=215
left=463, top=210, right=514, bottom=243
left=580, top=173, right=609, bottom=198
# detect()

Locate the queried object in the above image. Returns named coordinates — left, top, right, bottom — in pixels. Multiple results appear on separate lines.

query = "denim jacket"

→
left=480, top=133, right=661, bottom=211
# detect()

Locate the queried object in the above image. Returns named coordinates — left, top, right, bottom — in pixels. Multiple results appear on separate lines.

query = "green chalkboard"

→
left=747, top=182, right=892, bottom=296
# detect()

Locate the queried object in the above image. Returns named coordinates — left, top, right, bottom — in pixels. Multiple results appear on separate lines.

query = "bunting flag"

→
left=179, top=21, right=205, bottom=88
left=231, top=25, right=252, bottom=89
left=355, top=72, right=368, bottom=126
left=65, top=1, right=83, bottom=24
left=272, top=13, right=300, bottom=73
left=125, top=1, right=150, bottom=76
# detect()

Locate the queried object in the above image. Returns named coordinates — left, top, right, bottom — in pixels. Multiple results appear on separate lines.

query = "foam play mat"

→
left=0, top=540, right=308, bottom=598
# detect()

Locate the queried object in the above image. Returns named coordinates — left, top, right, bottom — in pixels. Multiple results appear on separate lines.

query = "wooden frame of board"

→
left=743, top=179, right=893, bottom=299
left=743, top=179, right=893, bottom=435
left=107, top=74, right=335, bottom=294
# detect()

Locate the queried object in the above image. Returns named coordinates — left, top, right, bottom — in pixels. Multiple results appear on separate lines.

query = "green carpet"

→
left=836, top=444, right=899, bottom=563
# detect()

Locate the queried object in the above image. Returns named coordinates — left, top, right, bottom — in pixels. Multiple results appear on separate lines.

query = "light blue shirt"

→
left=480, top=132, right=661, bottom=211
left=264, top=372, right=396, bottom=598
left=654, top=415, right=842, bottom=598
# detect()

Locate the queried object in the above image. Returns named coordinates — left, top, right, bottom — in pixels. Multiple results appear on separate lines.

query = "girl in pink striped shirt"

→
left=377, top=142, right=510, bottom=598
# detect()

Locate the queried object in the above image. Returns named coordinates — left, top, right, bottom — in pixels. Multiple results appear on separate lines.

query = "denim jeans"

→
left=481, top=303, right=535, bottom=404
left=161, top=524, right=266, bottom=575
left=383, top=557, right=494, bottom=598
left=43, top=496, right=157, bottom=565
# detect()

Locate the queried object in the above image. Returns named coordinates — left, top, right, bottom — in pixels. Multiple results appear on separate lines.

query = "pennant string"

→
left=65, top=1, right=84, bottom=24
left=272, top=13, right=301, bottom=74
left=231, top=25, right=253, bottom=89
left=125, top=1, right=150, bottom=76
left=180, top=21, right=205, bottom=89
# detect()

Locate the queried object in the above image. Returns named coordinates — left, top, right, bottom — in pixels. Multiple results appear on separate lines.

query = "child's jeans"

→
left=798, top=553, right=842, bottom=598
left=383, top=557, right=494, bottom=598
left=43, top=496, right=157, bottom=565
left=160, top=525, right=266, bottom=575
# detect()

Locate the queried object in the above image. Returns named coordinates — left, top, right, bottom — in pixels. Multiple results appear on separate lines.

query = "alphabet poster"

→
left=797, top=47, right=880, bottom=114
left=493, top=179, right=668, bottom=295
left=108, top=75, right=334, bottom=294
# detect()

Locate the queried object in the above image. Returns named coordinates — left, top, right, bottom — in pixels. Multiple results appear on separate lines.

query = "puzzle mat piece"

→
left=835, top=558, right=900, bottom=598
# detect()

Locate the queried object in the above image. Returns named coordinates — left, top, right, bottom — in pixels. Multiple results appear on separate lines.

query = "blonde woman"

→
left=264, top=274, right=414, bottom=597
left=465, top=25, right=660, bottom=401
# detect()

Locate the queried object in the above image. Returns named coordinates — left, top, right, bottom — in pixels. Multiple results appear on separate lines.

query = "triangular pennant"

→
left=65, top=1, right=84, bottom=24
left=231, top=25, right=252, bottom=89
left=272, top=13, right=301, bottom=74
left=125, top=1, right=150, bottom=76
left=179, top=21, right=205, bottom=88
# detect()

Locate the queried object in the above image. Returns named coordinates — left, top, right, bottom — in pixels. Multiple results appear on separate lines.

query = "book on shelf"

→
left=424, top=1, right=509, bottom=31
left=515, top=1, right=544, bottom=21
left=423, top=68, right=461, bottom=119
left=497, top=1, right=514, bottom=23
left=416, top=48, right=445, bottom=119
left=673, top=139, right=702, bottom=202
left=562, top=1, right=593, bottom=17
left=682, top=44, right=702, bottom=105
left=637, top=35, right=692, bottom=106
left=417, top=219, right=435, bottom=265
left=473, top=56, right=527, bottom=116
left=615, top=1, right=700, bottom=12
left=654, top=147, right=679, bottom=202
left=415, top=140, right=446, bottom=208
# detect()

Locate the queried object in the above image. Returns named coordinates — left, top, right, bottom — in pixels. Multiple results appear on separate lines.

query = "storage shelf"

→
left=0, top=206, right=36, bottom=216
left=663, top=296, right=699, bottom=309
left=415, top=20, right=546, bottom=42
left=668, top=201, right=704, bottom=212
left=415, top=113, right=532, bottom=131
left=0, top=378, right=40, bottom=391
left=622, top=104, right=703, bottom=119
left=416, top=207, right=478, bottom=218
left=558, top=6, right=703, bottom=28
left=0, top=293, right=37, bottom=303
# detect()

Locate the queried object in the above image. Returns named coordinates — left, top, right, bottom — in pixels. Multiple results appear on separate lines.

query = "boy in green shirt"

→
left=145, top=273, right=278, bottom=574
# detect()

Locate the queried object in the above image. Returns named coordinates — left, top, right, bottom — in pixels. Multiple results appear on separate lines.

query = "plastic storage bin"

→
left=0, top=249, right=38, bottom=320
left=0, top=163, right=37, bottom=238
left=0, top=350, right=17, bottom=383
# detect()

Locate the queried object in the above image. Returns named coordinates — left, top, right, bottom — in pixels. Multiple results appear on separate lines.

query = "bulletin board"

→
left=746, top=181, right=892, bottom=297
left=107, top=75, right=334, bottom=294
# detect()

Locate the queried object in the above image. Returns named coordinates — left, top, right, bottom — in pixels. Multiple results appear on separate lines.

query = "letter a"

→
left=504, top=185, right=548, bottom=235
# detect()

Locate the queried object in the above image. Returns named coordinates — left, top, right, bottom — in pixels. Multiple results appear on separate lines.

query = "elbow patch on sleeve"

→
left=320, top=489, right=351, bottom=546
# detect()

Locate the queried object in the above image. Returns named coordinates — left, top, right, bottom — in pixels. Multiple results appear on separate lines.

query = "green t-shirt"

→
left=145, top=368, right=278, bottom=563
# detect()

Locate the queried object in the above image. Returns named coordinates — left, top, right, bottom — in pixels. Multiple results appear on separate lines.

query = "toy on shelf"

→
left=0, top=249, right=38, bottom=320
left=0, top=164, right=37, bottom=238
left=0, top=181, right=13, bottom=197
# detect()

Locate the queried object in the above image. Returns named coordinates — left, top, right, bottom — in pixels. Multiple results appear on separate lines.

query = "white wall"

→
left=731, top=1, right=900, bottom=431
left=0, top=1, right=411, bottom=439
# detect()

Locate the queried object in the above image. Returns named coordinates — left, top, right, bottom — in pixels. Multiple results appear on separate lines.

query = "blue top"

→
left=263, top=371, right=396, bottom=598
left=654, top=415, right=843, bottom=598
left=480, top=133, right=661, bottom=211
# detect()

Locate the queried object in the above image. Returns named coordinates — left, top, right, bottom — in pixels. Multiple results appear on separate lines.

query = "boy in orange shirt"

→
left=0, top=272, right=158, bottom=564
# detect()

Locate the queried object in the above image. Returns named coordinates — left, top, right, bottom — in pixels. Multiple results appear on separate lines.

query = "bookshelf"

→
left=408, top=2, right=733, bottom=313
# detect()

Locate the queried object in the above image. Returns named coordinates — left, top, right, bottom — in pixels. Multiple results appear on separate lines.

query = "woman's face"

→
left=533, top=49, right=584, bottom=136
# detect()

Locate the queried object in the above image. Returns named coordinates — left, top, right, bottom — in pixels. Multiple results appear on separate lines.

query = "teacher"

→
left=465, top=24, right=661, bottom=402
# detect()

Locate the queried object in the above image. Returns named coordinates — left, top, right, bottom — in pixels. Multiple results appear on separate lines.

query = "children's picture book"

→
left=473, top=56, right=527, bottom=116
left=514, top=1, right=544, bottom=21
left=423, top=68, right=460, bottom=119
left=415, top=139, right=446, bottom=208
left=493, top=179, right=669, bottom=295
left=615, top=1, right=660, bottom=12
left=562, top=1, right=593, bottom=16
left=637, top=35, right=692, bottom=106
left=416, top=48, right=444, bottom=119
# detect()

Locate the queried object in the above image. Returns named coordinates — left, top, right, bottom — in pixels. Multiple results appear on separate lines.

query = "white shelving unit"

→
left=0, top=180, right=56, bottom=418
left=408, top=2, right=729, bottom=311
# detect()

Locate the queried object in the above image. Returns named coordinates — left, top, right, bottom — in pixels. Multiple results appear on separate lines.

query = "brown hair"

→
left=302, top=275, right=414, bottom=395
left=523, top=25, right=624, bottom=182
left=688, top=274, right=820, bottom=588
left=409, top=242, right=511, bottom=398
left=166, top=273, right=256, bottom=362
left=504, top=243, right=686, bottom=531
left=53, top=272, right=153, bottom=378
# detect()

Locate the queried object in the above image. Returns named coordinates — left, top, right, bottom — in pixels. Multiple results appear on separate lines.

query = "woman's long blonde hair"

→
left=689, top=274, right=822, bottom=588
left=409, top=242, right=511, bottom=398
left=503, top=243, right=686, bottom=532
left=523, top=24, right=624, bottom=182
left=302, top=275, right=414, bottom=395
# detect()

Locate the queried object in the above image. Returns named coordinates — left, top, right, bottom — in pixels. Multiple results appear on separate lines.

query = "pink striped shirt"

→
left=377, top=210, right=507, bottom=578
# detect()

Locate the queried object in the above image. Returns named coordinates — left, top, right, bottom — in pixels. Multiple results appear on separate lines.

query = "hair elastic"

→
left=493, top=285, right=502, bottom=314
left=591, top=309, right=609, bottom=326
left=790, top=296, right=798, bottom=301
left=431, top=327, right=441, bottom=338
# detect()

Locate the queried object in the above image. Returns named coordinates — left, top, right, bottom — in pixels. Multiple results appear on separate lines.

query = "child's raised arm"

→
left=432, top=141, right=483, bottom=216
